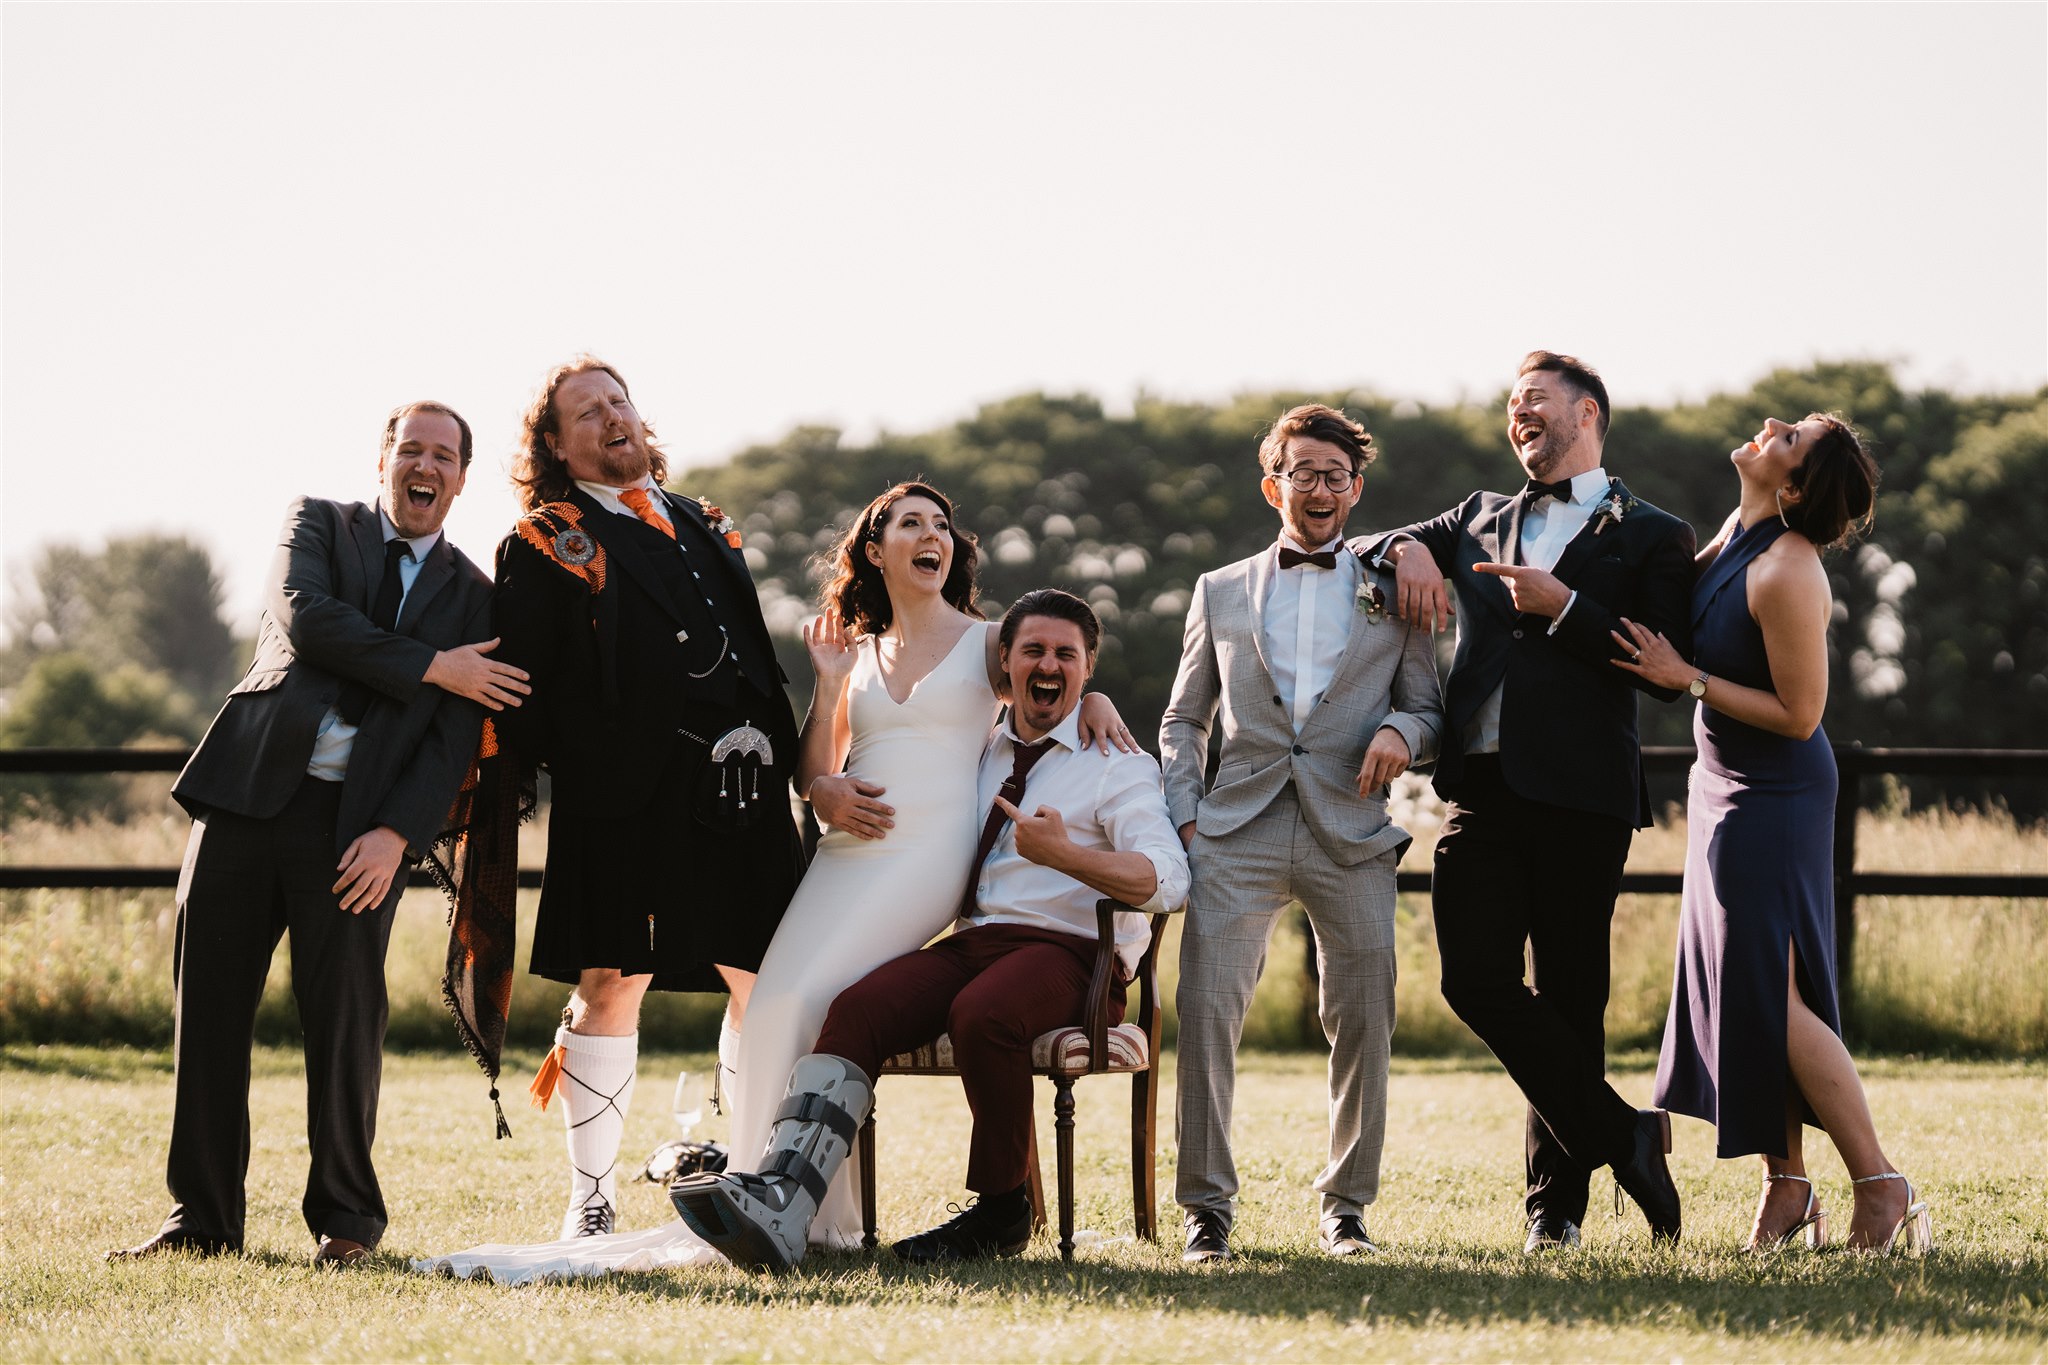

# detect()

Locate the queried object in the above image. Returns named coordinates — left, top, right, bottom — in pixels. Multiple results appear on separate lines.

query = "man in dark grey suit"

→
left=106, top=401, right=527, bottom=1267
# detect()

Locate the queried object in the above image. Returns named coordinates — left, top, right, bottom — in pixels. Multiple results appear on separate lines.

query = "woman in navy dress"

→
left=1613, top=413, right=1928, bottom=1255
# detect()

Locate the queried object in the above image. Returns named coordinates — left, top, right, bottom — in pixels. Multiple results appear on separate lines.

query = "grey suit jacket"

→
left=174, top=497, right=493, bottom=856
left=1159, top=545, right=1444, bottom=867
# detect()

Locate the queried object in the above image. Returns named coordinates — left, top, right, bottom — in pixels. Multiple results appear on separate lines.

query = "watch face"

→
left=1689, top=677, right=1708, bottom=698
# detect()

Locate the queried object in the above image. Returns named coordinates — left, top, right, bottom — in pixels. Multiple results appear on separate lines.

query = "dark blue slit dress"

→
left=1653, top=518, right=1841, bottom=1159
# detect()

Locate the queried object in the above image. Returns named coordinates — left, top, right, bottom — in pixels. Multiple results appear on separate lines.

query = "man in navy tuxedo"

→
left=1360, top=351, right=1695, bottom=1251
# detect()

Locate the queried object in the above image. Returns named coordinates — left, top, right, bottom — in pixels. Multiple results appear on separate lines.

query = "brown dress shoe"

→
left=105, top=1229, right=232, bottom=1262
left=311, top=1235, right=371, bottom=1268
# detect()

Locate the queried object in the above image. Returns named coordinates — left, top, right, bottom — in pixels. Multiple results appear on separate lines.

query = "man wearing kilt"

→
left=493, top=357, right=803, bottom=1239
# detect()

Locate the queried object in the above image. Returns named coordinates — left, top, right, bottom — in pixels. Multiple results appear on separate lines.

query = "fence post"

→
left=1833, top=755, right=1860, bottom=1018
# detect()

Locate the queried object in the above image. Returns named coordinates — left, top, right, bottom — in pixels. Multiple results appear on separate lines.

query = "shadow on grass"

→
left=463, top=1243, right=2044, bottom=1343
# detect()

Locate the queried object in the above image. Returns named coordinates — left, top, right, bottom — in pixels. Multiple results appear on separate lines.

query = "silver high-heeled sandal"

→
left=1749, top=1172, right=1828, bottom=1251
left=1851, top=1172, right=1932, bottom=1255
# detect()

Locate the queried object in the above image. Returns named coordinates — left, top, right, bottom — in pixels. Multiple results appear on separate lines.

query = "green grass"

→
left=4, top=1046, right=2045, bottom=1362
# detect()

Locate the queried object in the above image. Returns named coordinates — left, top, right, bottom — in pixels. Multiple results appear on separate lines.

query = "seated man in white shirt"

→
left=672, top=589, right=1190, bottom=1270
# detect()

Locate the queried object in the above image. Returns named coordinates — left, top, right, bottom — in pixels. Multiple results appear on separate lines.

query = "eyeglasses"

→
left=1279, top=467, right=1357, bottom=492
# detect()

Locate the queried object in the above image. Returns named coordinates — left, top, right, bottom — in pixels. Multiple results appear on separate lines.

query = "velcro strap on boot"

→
left=773, top=1092, right=859, bottom=1144
left=765, top=1148, right=831, bottom=1205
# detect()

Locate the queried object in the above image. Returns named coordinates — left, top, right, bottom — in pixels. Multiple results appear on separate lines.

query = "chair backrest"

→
left=1079, top=901, right=1170, bottom=1076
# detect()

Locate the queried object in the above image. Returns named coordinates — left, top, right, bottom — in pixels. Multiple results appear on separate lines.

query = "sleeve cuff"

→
left=1546, top=589, right=1578, bottom=635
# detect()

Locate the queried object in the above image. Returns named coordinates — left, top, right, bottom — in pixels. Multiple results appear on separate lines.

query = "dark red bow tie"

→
left=1278, top=545, right=1342, bottom=570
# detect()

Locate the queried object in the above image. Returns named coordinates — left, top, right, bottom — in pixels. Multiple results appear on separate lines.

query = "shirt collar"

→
left=998, top=702, right=1084, bottom=756
left=375, top=504, right=440, bottom=559
left=1559, top=468, right=1611, bottom=507
left=577, top=473, right=663, bottom=495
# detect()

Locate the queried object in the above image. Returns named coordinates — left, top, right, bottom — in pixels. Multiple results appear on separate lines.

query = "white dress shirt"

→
left=964, top=706, right=1191, bottom=978
left=1463, top=467, right=1609, bottom=755
left=305, top=506, right=439, bottom=781
left=1261, top=535, right=1360, bottom=735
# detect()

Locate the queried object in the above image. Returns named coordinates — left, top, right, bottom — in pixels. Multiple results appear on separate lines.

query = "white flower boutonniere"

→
left=1591, top=487, right=1638, bottom=537
left=1356, top=579, right=1387, bottom=623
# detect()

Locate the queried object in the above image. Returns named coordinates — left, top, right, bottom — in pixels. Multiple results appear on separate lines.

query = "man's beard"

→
left=593, top=438, right=653, bottom=485
left=1520, top=422, right=1582, bottom=482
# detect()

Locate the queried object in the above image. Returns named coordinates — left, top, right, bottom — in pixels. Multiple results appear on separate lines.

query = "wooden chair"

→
left=857, top=902, right=1170, bottom=1261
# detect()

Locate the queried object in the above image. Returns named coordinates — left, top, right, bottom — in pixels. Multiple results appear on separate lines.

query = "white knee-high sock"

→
left=716, top=1015, right=741, bottom=1119
left=557, top=1025, right=638, bottom=1236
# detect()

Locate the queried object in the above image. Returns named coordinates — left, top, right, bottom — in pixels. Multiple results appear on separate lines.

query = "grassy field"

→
left=5, top=796, right=2043, bottom=1055
left=4, top=1046, right=2043, bottom=1363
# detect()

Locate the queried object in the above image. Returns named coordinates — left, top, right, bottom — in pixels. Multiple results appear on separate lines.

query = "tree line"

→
left=5, top=360, right=2043, bottom=820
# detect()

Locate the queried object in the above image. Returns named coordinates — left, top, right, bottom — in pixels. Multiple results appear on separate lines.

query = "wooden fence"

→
left=4, top=745, right=2044, bottom=997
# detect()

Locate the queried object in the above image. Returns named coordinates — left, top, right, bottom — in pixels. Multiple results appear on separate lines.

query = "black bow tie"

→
left=1523, top=478, right=1574, bottom=504
left=1278, top=545, right=1342, bottom=570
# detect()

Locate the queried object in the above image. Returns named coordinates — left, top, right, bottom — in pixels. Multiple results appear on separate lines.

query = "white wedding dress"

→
left=416, top=625, right=993, bottom=1282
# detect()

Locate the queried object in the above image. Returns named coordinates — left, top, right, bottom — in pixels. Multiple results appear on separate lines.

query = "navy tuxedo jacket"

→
left=1356, top=480, right=1695, bottom=828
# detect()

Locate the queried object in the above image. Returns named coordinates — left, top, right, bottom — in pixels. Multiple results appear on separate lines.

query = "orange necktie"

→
left=618, top=487, right=675, bottom=540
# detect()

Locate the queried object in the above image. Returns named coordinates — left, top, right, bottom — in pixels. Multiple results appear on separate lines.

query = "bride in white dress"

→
left=417, top=483, right=1131, bottom=1282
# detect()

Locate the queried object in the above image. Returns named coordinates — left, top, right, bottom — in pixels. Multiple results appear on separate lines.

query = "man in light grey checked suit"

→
left=1161, top=403, right=1444, bottom=1262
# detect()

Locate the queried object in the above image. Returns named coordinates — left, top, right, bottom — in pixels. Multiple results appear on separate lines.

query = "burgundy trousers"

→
left=814, top=923, right=1126, bottom=1194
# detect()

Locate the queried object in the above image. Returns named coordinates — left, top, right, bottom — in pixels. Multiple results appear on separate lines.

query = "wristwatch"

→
left=1688, top=671, right=1710, bottom=699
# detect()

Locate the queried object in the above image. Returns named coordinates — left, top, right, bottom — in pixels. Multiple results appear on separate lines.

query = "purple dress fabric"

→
left=1653, top=518, right=1841, bottom=1159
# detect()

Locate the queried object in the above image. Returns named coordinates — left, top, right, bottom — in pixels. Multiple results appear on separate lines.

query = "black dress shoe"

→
left=892, top=1197, right=1032, bottom=1264
left=1319, top=1213, right=1379, bottom=1257
left=1612, top=1108, right=1682, bottom=1243
left=1523, top=1211, right=1581, bottom=1253
left=104, top=1228, right=233, bottom=1262
left=312, top=1235, right=371, bottom=1268
left=1182, top=1209, right=1232, bottom=1264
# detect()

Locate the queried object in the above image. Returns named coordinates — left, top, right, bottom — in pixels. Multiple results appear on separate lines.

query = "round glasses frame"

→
left=1279, top=466, right=1358, bottom=492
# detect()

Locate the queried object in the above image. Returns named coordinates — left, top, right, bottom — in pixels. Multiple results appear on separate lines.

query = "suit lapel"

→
left=1549, top=477, right=1623, bottom=586
left=397, top=536, right=456, bottom=634
left=1467, top=495, right=1520, bottom=624
left=1243, top=546, right=1279, bottom=687
left=349, top=504, right=385, bottom=607
left=567, top=488, right=690, bottom=629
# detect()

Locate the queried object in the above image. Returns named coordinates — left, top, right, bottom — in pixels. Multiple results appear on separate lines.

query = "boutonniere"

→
left=1591, top=486, right=1638, bottom=536
left=695, top=496, right=741, bottom=549
left=1355, top=579, right=1387, bottom=623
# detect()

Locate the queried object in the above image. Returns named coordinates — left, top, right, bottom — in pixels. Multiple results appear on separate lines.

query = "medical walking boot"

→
left=670, top=1053, right=871, bottom=1270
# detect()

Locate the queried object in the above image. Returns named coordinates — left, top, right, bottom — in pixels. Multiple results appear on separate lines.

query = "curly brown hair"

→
left=1257, top=403, right=1377, bottom=475
left=511, top=356, right=670, bottom=513
left=816, top=481, right=982, bottom=637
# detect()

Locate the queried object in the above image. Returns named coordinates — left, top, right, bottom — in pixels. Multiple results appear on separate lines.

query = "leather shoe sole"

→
left=312, top=1236, right=371, bottom=1268
left=105, top=1230, right=232, bottom=1262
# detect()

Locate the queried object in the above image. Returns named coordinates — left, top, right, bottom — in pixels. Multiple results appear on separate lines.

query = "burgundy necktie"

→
left=1278, top=546, right=1340, bottom=570
left=959, top=738, right=1054, bottom=918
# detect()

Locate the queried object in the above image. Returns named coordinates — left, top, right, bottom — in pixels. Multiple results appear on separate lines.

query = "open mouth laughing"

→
left=911, top=549, right=943, bottom=575
left=405, top=481, right=438, bottom=512
left=1513, top=417, right=1546, bottom=451
left=1026, top=674, right=1064, bottom=709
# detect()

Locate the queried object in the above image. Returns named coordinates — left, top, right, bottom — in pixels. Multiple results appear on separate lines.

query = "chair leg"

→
left=1025, top=1122, right=1047, bottom=1233
left=1132, top=1069, right=1157, bottom=1242
left=1053, top=1076, right=1077, bottom=1262
left=860, top=1107, right=879, bottom=1251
